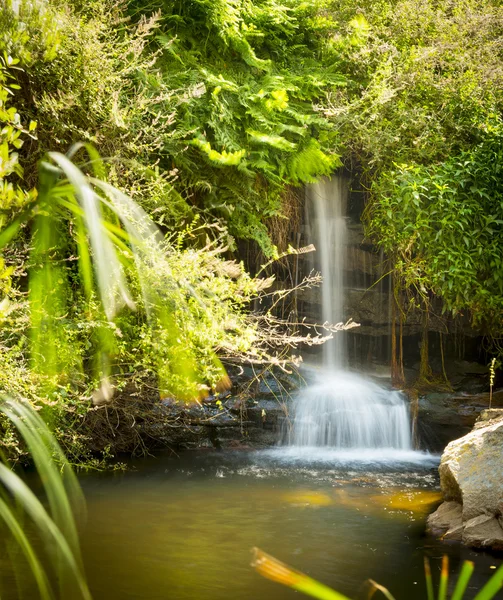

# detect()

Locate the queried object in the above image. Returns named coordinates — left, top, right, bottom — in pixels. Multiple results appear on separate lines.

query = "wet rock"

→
left=443, top=523, right=464, bottom=541
left=428, top=408, right=503, bottom=550
left=224, top=397, right=245, bottom=413
left=225, top=365, right=302, bottom=400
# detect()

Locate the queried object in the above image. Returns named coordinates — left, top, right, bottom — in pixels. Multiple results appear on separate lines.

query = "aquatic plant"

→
left=252, top=548, right=503, bottom=600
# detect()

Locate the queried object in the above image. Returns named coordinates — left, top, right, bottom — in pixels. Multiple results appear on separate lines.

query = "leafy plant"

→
left=367, top=125, right=503, bottom=334
left=0, top=142, right=336, bottom=461
left=126, top=0, right=344, bottom=253
left=322, top=0, right=503, bottom=351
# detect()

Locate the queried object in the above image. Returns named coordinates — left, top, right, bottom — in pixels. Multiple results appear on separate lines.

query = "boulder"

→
left=428, top=501, right=463, bottom=537
left=462, top=514, right=503, bottom=550
left=440, top=409, right=503, bottom=519
left=428, top=408, right=503, bottom=549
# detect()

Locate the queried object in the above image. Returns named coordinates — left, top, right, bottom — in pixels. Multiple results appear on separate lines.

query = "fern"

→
left=191, top=137, right=247, bottom=166
left=126, top=0, right=343, bottom=254
left=286, top=139, right=341, bottom=184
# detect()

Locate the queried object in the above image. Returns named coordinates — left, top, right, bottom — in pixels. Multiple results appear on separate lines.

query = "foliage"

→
left=0, top=0, right=192, bottom=227
left=0, top=0, right=342, bottom=460
left=0, top=146, right=260, bottom=395
left=0, top=397, right=91, bottom=599
left=0, top=0, right=345, bottom=255
left=126, top=0, right=344, bottom=254
left=0, top=54, right=35, bottom=224
left=0, top=145, right=336, bottom=461
left=326, top=0, right=503, bottom=171
left=2, top=0, right=501, bottom=458
left=367, top=126, right=503, bottom=332
left=5, top=0, right=503, bottom=328
left=322, top=0, right=503, bottom=336
left=252, top=548, right=503, bottom=600
left=0, top=46, right=37, bottom=296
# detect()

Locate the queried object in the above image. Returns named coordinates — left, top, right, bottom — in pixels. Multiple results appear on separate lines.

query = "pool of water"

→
left=75, top=449, right=502, bottom=600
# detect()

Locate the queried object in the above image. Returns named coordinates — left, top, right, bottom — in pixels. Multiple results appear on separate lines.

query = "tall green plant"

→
left=127, top=0, right=344, bottom=254
left=367, top=126, right=503, bottom=333
left=0, top=397, right=91, bottom=599
left=322, top=0, right=503, bottom=344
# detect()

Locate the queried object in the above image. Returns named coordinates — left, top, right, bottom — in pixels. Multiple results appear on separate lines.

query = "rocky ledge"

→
left=428, top=408, right=503, bottom=550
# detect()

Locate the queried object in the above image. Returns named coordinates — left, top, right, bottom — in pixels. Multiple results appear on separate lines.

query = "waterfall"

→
left=288, top=176, right=414, bottom=455
left=291, top=371, right=412, bottom=450
left=306, top=179, right=347, bottom=368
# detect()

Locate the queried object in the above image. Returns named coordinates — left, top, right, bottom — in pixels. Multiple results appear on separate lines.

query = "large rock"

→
left=428, top=501, right=463, bottom=541
left=463, top=514, right=503, bottom=550
left=428, top=408, right=503, bottom=549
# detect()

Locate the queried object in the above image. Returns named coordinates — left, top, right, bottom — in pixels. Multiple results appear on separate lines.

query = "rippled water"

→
left=75, top=450, right=502, bottom=600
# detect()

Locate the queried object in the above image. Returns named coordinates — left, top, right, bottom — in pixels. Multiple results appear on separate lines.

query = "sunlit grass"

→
left=252, top=547, right=350, bottom=600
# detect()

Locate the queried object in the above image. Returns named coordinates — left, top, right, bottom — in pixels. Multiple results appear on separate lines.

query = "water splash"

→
left=290, top=370, right=411, bottom=450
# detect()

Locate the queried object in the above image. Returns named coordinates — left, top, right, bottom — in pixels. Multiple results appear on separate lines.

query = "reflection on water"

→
left=78, top=451, right=501, bottom=600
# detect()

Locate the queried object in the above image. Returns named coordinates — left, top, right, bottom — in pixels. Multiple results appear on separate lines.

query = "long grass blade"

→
left=93, top=177, right=204, bottom=397
left=438, top=555, right=449, bottom=600
left=366, top=579, right=397, bottom=600
left=252, top=547, right=351, bottom=600
left=0, top=399, right=92, bottom=599
left=473, top=564, right=503, bottom=600
left=68, top=142, right=107, bottom=181
left=0, top=208, right=33, bottom=249
left=0, top=463, right=91, bottom=600
left=47, top=152, right=134, bottom=319
left=0, top=400, right=84, bottom=556
left=0, top=496, right=54, bottom=600
left=28, top=203, right=70, bottom=380
left=424, top=557, right=435, bottom=600
left=451, top=561, right=474, bottom=600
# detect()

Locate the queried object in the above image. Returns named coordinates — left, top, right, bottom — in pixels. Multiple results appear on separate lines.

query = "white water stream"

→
left=306, top=178, right=348, bottom=368
left=287, top=177, right=419, bottom=460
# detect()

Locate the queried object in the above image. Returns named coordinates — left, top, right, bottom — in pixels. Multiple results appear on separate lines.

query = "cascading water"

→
left=290, top=371, right=412, bottom=450
left=286, top=176, right=417, bottom=459
left=305, top=178, right=348, bottom=368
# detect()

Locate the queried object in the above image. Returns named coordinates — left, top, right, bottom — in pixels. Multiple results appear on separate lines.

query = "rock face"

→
left=428, top=408, right=503, bottom=549
left=417, top=389, right=503, bottom=452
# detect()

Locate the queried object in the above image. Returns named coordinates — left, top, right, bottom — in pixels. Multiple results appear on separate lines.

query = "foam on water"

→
left=264, top=446, right=437, bottom=467
left=290, top=370, right=412, bottom=450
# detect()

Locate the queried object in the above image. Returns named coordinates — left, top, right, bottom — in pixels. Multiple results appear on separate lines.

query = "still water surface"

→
left=77, top=450, right=503, bottom=600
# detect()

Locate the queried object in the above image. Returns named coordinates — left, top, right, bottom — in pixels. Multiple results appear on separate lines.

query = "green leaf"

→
left=252, top=548, right=351, bottom=600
